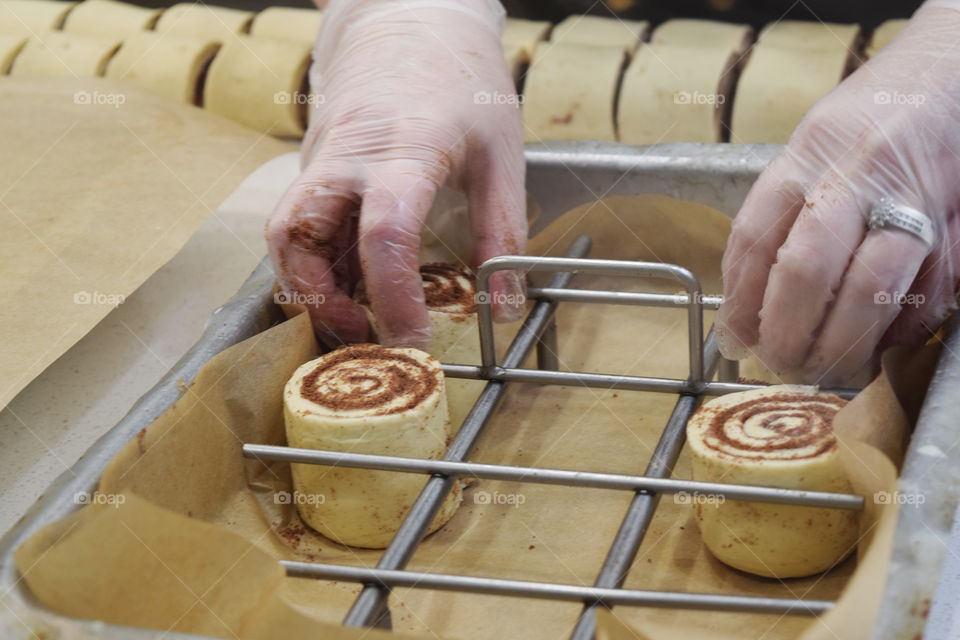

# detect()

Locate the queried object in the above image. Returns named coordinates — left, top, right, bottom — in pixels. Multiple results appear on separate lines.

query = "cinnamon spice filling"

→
left=354, top=263, right=476, bottom=315
left=696, top=392, right=847, bottom=461
left=300, top=344, right=440, bottom=415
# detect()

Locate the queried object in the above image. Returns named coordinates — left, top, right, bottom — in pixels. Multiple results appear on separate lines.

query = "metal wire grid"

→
left=242, top=234, right=864, bottom=639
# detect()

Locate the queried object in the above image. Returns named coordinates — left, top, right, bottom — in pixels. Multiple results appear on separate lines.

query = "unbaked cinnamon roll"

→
left=356, top=263, right=484, bottom=432
left=284, top=344, right=461, bottom=548
left=686, top=385, right=859, bottom=578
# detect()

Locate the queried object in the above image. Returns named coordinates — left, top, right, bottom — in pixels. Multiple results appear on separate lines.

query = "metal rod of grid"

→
left=241, top=234, right=864, bottom=637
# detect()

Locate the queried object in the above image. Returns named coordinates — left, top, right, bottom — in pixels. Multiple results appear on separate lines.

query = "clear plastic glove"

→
left=265, top=0, right=526, bottom=349
left=717, top=1, right=960, bottom=385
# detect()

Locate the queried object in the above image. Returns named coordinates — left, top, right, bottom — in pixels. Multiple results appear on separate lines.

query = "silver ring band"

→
left=868, top=197, right=936, bottom=249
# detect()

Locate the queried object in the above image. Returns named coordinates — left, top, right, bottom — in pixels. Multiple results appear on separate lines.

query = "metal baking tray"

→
left=1, top=142, right=957, bottom=640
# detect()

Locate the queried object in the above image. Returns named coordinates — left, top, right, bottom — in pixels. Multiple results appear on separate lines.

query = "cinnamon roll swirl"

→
left=686, top=385, right=859, bottom=578
left=355, top=263, right=484, bottom=433
left=284, top=345, right=461, bottom=548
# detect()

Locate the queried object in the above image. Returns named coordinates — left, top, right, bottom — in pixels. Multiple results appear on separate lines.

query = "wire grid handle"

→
left=241, top=235, right=863, bottom=639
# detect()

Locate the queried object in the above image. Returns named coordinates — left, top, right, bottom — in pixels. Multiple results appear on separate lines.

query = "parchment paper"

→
left=0, top=77, right=293, bottom=410
left=15, top=195, right=925, bottom=639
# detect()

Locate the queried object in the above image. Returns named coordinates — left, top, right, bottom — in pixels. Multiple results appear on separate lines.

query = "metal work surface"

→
left=0, top=142, right=957, bottom=640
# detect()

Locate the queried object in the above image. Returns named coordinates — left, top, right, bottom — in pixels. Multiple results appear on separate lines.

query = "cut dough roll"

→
left=730, top=42, right=851, bottom=144
left=522, top=42, right=626, bottom=142
left=62, top=0, right=162, bottom=38
left=284, top=345, right=461, bottom=548
left=651, top=19, right=753, bottom=56
left=502, top=16, right=551, bottom=59
left=0, top=35, right=27, bottom=73
left=551, top=14, right=648, bottom=53
left=250, top=7, right=323, bottom=46
left=619, top=42, right=737, bottom=144
left=106, top=32, right=219, bottom=105
left=686, top=385, right=860, bottom=578
left=356, top=263, right=484, bottom=433
left=0, top=0, right=75, bottom=37
left=757, top=20, right=861, bottom=52
left=203, top=35, right=311, bottom=138
left=154, top=3, right=252, bottom=41
left=10, top=31, right=121, bottom=77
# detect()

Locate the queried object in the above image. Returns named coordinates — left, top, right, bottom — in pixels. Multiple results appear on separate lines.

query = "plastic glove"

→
left=265, top=0, right=526, bottom=349
left=717, top=1, right=960, bottom=386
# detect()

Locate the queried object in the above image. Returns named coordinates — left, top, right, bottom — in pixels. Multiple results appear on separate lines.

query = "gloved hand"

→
left=266, top=0, right=526, bottom=349
left=717, top=1, right=960, bottom=385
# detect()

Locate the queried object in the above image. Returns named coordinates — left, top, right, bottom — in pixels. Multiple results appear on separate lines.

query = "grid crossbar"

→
left=242, top=235, right=863, bottom=638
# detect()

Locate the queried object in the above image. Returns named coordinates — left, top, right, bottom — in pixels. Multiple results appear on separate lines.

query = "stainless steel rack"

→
left=243, top=233, right=864, bottom=640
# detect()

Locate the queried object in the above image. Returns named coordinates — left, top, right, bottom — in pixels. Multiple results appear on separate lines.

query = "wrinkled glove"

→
left=266, top=0, right=526, bottom=349
left=717, top=1, right=960, bottom=385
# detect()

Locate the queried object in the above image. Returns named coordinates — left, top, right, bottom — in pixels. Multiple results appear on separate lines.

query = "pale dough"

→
left=10, top=31, right=121, bottom=77
left=758, top=20, right=861, bottom=54
left=106, top=32, right=219, bottom=105
left=522, top=41, right=625, bottom=142
left=867, top=18, right=909, bottom=57
left=153, top=3, right=252, bottom=42
left=284, top=347, right=462, bottom=548
left=203, top=35, right=311, bottom=138
left=502, top=16, right=551, bottom=86
left=502, top=16, right=551, bottom=59
left=249, top=6, right=322, bottom=46
left=619, top=42, right=737, bottom=144
left=731, top=35, right=855, bottom=143
left=651, top=18, right=752, bottom=57
left=550, top=14, right=648, bottom=53
left=0, top=34, right=26, bottom=73
left=0, top=0, right=75, bottom=37
left=687, top=386, right=860, bottom=578
left=62, top=0, right=162, bottom=38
